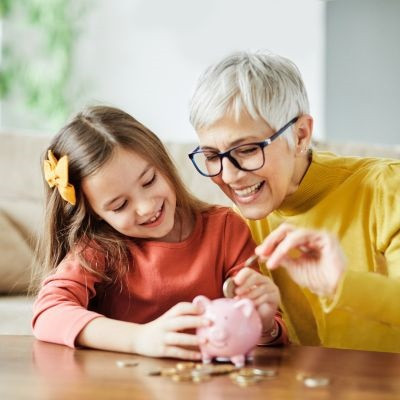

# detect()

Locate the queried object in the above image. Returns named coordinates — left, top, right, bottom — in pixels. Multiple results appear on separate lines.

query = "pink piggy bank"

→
left=193, top=295, right=262, bottom=367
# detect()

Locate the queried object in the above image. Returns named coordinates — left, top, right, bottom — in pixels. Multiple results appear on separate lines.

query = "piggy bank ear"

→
left=193, top=295, right=211, bottom=313
left=233, top=298, right=254, bottom=318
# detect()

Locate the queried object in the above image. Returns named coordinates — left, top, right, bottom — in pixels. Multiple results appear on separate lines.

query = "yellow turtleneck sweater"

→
left=246, top=151, right=400, bottom=352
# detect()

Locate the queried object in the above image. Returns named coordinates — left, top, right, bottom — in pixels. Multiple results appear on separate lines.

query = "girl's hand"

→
left=133, top=302, right=210, bottom=360
left=256, top=223, right=346, bottom=297
left=233, top=267, right=280, bottom=333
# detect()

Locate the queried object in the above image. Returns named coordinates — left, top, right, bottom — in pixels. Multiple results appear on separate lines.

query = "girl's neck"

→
left=173, top=209, right=195, bottom=242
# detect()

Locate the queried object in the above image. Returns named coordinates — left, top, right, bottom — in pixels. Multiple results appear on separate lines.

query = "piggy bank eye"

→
left=224, top=316, right=228, bottom=320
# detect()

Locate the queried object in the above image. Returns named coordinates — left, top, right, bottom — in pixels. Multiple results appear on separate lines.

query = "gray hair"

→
left=189, top=51, right=310, bottom=145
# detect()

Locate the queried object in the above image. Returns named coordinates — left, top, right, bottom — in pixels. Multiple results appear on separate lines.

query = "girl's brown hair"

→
left=32, top=105, right=210, bottom=290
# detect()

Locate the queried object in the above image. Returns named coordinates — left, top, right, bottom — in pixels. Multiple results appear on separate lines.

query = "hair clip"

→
left=43, top=150, right=76, bottom=205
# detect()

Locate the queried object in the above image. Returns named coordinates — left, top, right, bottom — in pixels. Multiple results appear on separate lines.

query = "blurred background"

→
left=0, top=0, right=399, bottom=144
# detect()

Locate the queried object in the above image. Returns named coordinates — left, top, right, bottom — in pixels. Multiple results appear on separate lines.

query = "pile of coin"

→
left=229, top=367, right=277, bottom=387
left=148, top=362, right=278, bottom=386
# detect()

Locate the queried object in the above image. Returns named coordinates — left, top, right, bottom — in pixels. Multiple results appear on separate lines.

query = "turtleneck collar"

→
left=276, top=151, right=346, bottom=216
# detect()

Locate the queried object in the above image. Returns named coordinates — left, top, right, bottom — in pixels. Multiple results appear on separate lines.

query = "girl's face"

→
left=82, top=147, right=179, bottom=242
left=197, top=111, right=312, bottom=220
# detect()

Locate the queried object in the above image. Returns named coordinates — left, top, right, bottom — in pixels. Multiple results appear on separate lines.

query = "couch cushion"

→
left=0, top=211, right=34, bottom=294
left=0, top=295, right=34, bottom=334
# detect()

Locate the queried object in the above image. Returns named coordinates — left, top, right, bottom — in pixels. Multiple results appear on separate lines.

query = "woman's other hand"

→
left=256, top=223, right=346, bottom=297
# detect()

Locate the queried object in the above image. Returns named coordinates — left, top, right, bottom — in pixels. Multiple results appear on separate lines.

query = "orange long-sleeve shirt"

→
left=32, top=207, right=286, bottom=348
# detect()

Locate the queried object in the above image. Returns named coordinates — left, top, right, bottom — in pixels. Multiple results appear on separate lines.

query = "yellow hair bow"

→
left=43, top=150, right=76, bottom=205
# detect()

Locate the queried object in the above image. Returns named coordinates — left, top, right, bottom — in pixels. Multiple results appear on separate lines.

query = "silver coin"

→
left=303, top=376, right=330, bottom=388
left=223, top=277, right=236, bottom=298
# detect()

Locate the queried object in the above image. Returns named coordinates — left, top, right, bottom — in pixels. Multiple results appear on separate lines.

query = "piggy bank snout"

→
left=209, top=326, right=228, bottom=342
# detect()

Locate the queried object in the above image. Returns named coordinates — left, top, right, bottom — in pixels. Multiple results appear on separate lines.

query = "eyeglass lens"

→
left=192, top=143, right=265, bottom=176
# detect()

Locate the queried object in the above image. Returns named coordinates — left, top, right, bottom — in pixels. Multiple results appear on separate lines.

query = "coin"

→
left=147, top=370, right=162, bottom=376
left=247, top=368, right=277, bottom=378
left=303, top=376, right=330, bottom=388
left=230, top=371, right=263, bottom=386
left=209, top=364, right=238, bottom=375
left=191, top=369, right=212, bottom=382
left=297, top=372, right=330, bottom=388
left=161, top=367, right=178, bottom=376
left=176, top=362, right=196, bottom=371
left=223, top=277, right=236, bottom=298
left=115, top=359, right=139, bottom=368
left=248, top=368, right=278, bottom=378
left=244, top=254, right=259, bottom=269
left=171, top=372, right=193, bottom=382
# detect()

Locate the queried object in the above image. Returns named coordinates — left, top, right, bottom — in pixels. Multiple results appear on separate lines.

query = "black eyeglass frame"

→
left=188, top=116, right=299, bottom=177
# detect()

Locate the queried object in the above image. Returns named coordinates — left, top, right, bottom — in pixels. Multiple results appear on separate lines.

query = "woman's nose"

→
left=221, top=157, right=241, bottom=184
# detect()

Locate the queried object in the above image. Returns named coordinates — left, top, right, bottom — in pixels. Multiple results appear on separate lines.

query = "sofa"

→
left=1, top=132, right=399, bottom=335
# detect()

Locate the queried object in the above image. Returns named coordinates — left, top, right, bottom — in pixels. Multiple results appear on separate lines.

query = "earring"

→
left=300, top=147, right=307, bottom=154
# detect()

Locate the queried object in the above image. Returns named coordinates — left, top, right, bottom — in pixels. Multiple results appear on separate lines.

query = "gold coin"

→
left=230, top=372, right=262, bottom=386
left=161, top=367, right=178, bottom=376
left=171, top=372, right=193, bottom=382
left=244, top=254, right=259, bottom=269
left=195, top=364, right=214, bottom=374
left=230, top=372, right=262, bottom=381
left=211, top=364, right=237, bottom=375
left=147, top=370, right=162, bottom=376
left=191, top=370, right=211, bottom=382
left=251, top=368, right=278, bottom=378
left=223, top=277, right=236, bottom=298
left=236, top=368, right=256, bottom=377
left=176, top=362, right=196, bottom=371
left=115, top=359, right=139, bottom=368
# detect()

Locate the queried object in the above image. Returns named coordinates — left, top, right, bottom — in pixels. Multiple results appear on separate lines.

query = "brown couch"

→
left=1, top=132, right=399, bottom=335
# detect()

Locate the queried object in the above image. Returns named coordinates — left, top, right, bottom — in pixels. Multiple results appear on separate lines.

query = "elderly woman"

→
left=188, top=50, right=400, bottom=352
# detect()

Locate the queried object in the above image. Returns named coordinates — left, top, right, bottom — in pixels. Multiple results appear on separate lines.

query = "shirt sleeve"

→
left=321, top=162, right=400, bottom=327
left=32, top=254, right=104, bottom=348
left=222, top=209, right=257, bottom=278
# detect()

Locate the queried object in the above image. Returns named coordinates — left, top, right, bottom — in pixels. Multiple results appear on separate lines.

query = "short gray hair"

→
left=189, top=51, right=310, bottom=141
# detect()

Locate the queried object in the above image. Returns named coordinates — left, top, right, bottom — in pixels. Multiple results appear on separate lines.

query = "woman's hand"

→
left=133, top=302, right=210, bottom=360
left=256, top=223, right=346, bottom=297
left=232, top=267, right=280, bottom=333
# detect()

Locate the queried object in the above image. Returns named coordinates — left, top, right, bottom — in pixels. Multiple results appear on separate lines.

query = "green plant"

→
left=0, top=0, right=87, bottom=130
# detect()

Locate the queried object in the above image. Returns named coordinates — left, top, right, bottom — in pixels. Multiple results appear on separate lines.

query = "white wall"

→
left=326, top=0, right=400, bottom=145
left=2, top=0, right=326, bottom=142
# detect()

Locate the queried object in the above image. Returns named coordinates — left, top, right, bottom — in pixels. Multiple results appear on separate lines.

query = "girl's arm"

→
left=33, top=257, right=209, bottom=358
left=77, top=302, right=209, bottom=360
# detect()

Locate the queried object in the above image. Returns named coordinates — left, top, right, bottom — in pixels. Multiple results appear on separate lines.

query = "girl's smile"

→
left=138, top=203, right=164, bottom=227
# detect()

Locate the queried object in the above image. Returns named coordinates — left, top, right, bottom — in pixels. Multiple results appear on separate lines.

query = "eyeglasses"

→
left=188, top=116, right=299, bottom=177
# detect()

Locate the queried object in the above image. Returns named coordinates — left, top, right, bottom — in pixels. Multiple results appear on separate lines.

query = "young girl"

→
left=32, top=105, right=286, bottom=360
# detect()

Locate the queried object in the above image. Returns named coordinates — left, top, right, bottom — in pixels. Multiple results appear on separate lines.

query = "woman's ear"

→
left=294, top=115, right=313, bottom=155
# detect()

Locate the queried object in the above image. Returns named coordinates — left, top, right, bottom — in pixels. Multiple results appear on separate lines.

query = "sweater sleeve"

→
left=321, top=162, right=400, bottom=327
left=32, top=255, right=104, bottom=348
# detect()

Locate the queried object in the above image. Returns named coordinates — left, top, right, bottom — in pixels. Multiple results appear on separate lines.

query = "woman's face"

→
left=197, top=111, right=312, bottom=220
left=82, top=147, right=180, bottom=242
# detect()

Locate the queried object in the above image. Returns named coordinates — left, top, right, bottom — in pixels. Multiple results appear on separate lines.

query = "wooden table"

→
left=1, top=335, right=400, bottom=399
